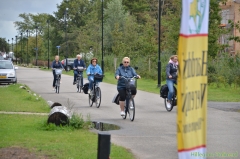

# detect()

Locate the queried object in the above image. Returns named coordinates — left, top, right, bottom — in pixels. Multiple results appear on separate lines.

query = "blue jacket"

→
left=115, top=65, right=138, bottom=89
left=51, top=60, right=64, bottom=70
left=86, top=64, right=102, bottom=75
left=73, top=59, right=86, bottom=68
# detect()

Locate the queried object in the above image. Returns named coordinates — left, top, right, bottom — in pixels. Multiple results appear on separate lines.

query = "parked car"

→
left=0, top=60, right=18, bottom=84
left=61, top=58, right=75, bottom=71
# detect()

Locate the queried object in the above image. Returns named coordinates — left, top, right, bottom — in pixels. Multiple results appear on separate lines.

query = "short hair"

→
left=170, top=55, right=177, bottom=60
left=76, top=54, right=82, bottom=58
left=122, top=57, right=130, bottom=63
left=91, top=57, right=98, bottom=64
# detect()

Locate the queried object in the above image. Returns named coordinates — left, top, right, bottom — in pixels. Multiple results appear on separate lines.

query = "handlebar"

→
left=52, top=68, right=64, bottom=70
left=119, top=76, right=139, bottom=80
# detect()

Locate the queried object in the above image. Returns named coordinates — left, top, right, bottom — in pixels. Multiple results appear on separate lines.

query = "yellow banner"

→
left=177, top=0, right=209, bottom=158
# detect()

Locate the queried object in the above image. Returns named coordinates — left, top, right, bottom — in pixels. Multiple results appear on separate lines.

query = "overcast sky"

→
left=0, top=0, right=63, bottom=42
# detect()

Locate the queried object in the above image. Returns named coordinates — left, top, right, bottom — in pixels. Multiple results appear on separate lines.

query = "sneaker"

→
left=166, top=100, right=172, bottom=109
left=120, top=111, right=125, bottom=116
left=52, top=87, right=55, bottom=91
left=129, top=104, right=134, bottom=109
left=88, top=89, right=91, bottom=94
left=73, top=81, right=76, bottom=85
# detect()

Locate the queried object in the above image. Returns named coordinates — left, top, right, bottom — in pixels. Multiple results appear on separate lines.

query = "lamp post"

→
left=101, top=0, right=104, bottom=74
left=35, top=24, right=38, bottom=66
left=47, top=20, right=50, bottom=69
left=7, top=39, right=9, bottom=56
left=11, top=38, right=13, bottom=52
left=56, top=46, right=60, bottom=56
left=64, top=8, right=68, bottom=71
left=21, top=33, right=23, bottom=64
left=26, top=30, right=29, bottom=66
left=157, top=0, right=162, bottom=87
left=15, top=36, right=18, bottom=64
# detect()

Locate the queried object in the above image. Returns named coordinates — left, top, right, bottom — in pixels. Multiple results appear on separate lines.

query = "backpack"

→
left=82, top=83, right=89, bottom=94
left=160, top=84, right=177, bottom=99
left=160, top=84, right=169, bottom=98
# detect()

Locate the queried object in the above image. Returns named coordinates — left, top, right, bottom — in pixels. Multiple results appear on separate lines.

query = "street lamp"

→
left=15, top=36, right=18, bottom=64
left=157, top=0, right=162, bottom=87
left=21, top=33, right=23, bottom=64
left=35, top=24, right=38, bottom=66
left=47, top=20, right=50, bottom=69
left=101, top=0, right=104, bottom=74
left=7, top=39, right=9, bottom=55
left=56, top=46, right=60, bottom=56
left=11, top=38, right=13, bottom=52
left=64, top=7, right=69, bottom=71
left=26, top=30, right=29, bottom=66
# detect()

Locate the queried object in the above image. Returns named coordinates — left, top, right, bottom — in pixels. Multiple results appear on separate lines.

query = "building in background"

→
left=219, top=0, right=240, bottom=55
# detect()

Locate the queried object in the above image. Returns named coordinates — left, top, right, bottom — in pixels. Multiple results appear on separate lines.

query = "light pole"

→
left=7, top=39, right=9, bottom=56
left=47, top=20, right=50, bottom=69
left=56, top=46, right=60, bottom=56
left=35, top=24, right=38, bottom=66
left=101, top=0, right=104, bottom=74
left=64, top=7, right=68, bottom=71
left=11, top=38, right=13, bottom=52
left=26, top=30, right=29, bottom=66
left=21, top=33, right=23, bottom=64
left=15, top=36, right=18, bottom=64
left=157, top=0, right=162, bottom=87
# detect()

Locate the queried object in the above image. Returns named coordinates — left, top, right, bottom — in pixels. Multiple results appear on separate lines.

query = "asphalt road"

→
left=17, top=67, right=240, bottom=159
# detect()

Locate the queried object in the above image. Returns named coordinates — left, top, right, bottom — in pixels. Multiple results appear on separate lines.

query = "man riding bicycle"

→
left=115, top=57, right=141, bottom=116
left=73, top=54, right=86, bottom=86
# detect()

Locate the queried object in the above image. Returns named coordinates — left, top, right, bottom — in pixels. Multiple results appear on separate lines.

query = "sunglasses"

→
left=92, top=61, right=96, bottom=62
left=124, top=61, right=129, bottom=63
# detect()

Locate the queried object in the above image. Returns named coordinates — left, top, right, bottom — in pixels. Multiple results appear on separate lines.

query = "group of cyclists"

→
left=51, top=54, right=178, bottom=116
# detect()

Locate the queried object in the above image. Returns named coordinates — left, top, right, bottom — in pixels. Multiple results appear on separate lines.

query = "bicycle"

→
left=53, top=68, right=63, bottom=94
left=88, top=74, right=103, bottom=108
left=160, top=84, right=177, bottom=112
left=75, top=66, right=84, bottom=93
left=120, top=76, right=138, bottom=121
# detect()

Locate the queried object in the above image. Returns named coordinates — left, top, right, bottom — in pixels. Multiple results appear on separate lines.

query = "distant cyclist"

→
left=73, top=54, right=86, bottom=85
left=86, top=58, right=102, bottom=94
left=115, top=57, right=141, bottom=116
left=51, top=55, right=64, bottom=91
left=166, top=55, right=178, bottom=109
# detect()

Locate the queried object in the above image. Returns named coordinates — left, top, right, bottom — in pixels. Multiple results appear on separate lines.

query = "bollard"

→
left=97, top=133, right=111, bottom=159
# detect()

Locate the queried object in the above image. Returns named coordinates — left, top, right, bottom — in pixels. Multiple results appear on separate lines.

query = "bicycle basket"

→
left=126, top=79, right=137, bottom=90
left=94, top=74, right=103, bottom=82
left=77, top=66, right=84, bottom=72
left=55, top=69, right=62, bottom=75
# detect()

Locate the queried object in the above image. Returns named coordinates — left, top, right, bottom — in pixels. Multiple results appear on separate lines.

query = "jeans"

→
left=88, top=75, right=99, bottom=90
left=167, top=79, right=177, bottom=101
left=74, top=71, right=83, bottom=86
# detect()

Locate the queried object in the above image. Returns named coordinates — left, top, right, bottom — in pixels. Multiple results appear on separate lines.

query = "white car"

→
left=0, top=60, right=18, bottom=84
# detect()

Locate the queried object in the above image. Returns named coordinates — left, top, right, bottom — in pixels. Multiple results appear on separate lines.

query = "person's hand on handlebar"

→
left=116, top=75, right=120, bottom=80
left=137, top=75, right=141, bottom=79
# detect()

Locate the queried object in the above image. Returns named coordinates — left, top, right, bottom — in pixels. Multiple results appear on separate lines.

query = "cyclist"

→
left=115, top=57, right=141, bottom=116
left=166, top=55, right=178, bottom=109
left=86, top=57, right=102, bottom=94
left=73, top=54, right=86, bottom=85
left=51, top=55, right=64, bottom=91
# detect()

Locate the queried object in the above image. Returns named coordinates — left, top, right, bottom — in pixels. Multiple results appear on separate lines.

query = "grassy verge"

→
left=40, top=67, right=240, bottom=102
left=0, top=114, right=134, bottom=159
left=0, top=84, right=49, bottom=112
left=0, top=83, right=135, bottom=159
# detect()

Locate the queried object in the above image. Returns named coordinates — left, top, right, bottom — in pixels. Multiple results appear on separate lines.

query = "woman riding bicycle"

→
left=115, top=57, right=141, bottom=116
left=51, top=55, right=64, bottom=91
left=86, top=58, right=102, bottom=94
left=166, top=55, right=178, bottom=109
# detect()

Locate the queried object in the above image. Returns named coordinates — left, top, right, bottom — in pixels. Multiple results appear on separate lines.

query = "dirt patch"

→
left=0, top=147, right=51, bottom=159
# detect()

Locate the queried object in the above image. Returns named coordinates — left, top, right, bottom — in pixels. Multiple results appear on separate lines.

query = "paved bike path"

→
left=17, top=67, right=240, bottom=159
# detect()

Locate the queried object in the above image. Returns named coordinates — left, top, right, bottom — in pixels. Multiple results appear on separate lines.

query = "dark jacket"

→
left=51, top=60, right=64, bottom=70
left=166, top=63, right=178, bottom=80
left=73, top=59, right=86, bottom=68
left=115, top=65, right=138, bottom=90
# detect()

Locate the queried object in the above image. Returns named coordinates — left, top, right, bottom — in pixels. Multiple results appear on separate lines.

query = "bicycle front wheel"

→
left=76, top=79, right=80, bottom=92
left=55, top=78, right=60, bottom=94
left=164, top=98, right=173, bottom=112
left=95, top=87, right=101, bottom=108
left=129, top=99, right=135, bottom=121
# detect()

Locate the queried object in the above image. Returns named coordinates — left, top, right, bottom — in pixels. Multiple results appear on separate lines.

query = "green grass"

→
left=40, top=68, right=240, bottom=102
left=0, top=114, right=135, bottom=159
left=0, top=84, right=49, bottom=113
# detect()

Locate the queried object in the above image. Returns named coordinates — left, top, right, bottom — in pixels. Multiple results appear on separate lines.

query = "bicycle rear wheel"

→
left=129, top=99, right=135, bottom=121
left=95, top=87, right=101, bottom=108
left=164, top=98, right=173, bottom=112
left=89, top=94, right=93, bottom=107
